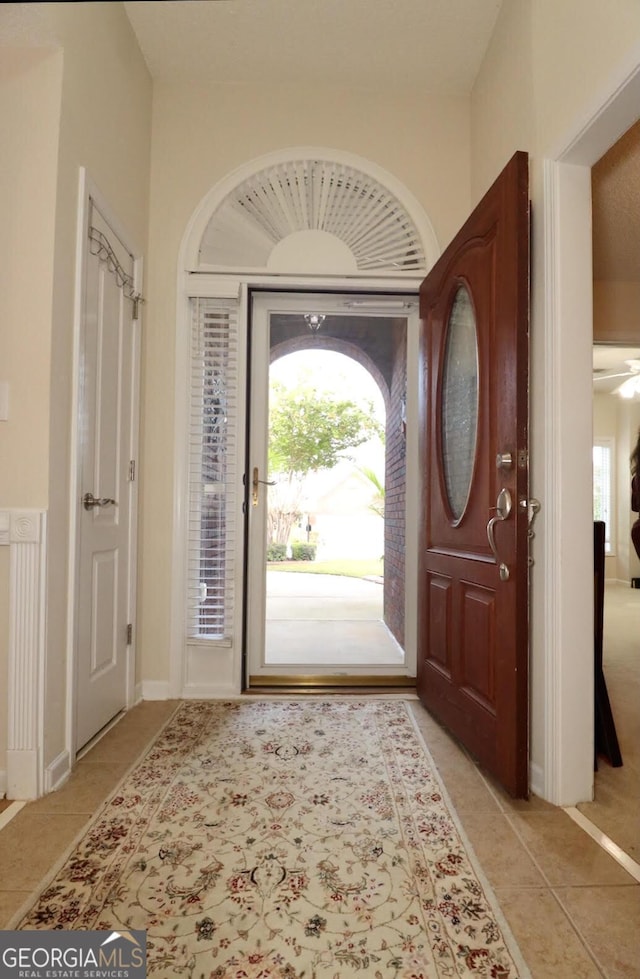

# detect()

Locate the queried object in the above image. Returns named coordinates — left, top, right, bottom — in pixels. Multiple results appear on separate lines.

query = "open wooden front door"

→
left=417, top=152, right=530, bottom=798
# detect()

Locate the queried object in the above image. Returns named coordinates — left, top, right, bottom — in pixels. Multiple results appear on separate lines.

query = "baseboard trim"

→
left=0, top=769, right=6, bottom=798
left=45, top=750, right=71, bottom=794
left=140, top=681, right=171, bottom=701
left=529, top=760, right=544, bottom=800
left=181, top=683, right=240, bottom=699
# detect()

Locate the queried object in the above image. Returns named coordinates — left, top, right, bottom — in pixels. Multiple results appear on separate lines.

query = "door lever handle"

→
left=252, top=467, right=276, bottom=507
left=487, top=487, right=512, bottom=581
left=83, top=492, right=117, bottom=511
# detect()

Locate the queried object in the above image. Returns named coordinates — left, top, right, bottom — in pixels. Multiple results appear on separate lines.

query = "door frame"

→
left=244, top=289, right=420, bottom=684
left=64, top=169, right=143, bottom=772
left=170, top=148, right=440, bottom=700
left=535, top=56, right=640, bottom=804
left=170, top=274, right=426, bottom=700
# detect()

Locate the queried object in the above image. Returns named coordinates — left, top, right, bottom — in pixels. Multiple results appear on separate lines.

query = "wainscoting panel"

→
left=0, top=509, right=47, bottom=799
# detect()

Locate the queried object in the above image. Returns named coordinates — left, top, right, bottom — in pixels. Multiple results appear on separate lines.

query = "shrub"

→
left=290, top=541, right=317, bottom=561
left=267, top=543, right=288, bottom=562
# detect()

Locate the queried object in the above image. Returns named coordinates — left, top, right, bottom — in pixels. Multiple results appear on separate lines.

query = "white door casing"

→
left=73, top=181, right=141, bottom=752
left=532, top=56, right=640, bottom=805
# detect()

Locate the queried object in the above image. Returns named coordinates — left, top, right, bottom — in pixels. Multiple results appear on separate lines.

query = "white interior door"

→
left=246, top=291, right=419, bottom=684
left=75, top=202, right=139, bottom=750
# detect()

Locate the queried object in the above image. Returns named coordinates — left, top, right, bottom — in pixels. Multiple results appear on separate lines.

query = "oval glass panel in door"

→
left=441, top=285, right=479, bottom=521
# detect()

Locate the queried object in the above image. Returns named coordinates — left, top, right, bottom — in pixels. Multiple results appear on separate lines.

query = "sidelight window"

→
left=187, top=298, right=239, bottom=640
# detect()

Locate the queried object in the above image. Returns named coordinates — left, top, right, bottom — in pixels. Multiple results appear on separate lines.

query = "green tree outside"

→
left=267, top=380, right=383, bottom=547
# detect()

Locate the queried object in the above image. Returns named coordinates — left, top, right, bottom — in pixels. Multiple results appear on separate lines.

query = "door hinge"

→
left=132, top=293, right=145, bottom=320
left=126, top=623, right=133, bottom=646
left=128, top=460, right=136, bottom=482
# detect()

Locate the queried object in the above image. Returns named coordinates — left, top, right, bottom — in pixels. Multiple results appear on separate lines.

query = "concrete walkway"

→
left=265, top=571, right=403, bottom=666
left=266, top=571, right=383, bottom=620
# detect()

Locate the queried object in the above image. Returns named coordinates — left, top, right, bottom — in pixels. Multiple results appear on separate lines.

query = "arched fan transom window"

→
left=198, top=158, right=428, bottom=275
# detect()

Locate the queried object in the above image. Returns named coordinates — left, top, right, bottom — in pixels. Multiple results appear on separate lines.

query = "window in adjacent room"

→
left=593, top=439, right=615, bottom=553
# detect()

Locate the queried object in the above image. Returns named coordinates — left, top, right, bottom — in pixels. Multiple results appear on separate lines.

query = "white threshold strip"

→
left=564, top=806, right=640, bottom=883
left=0, top=800, right=26, bottom=831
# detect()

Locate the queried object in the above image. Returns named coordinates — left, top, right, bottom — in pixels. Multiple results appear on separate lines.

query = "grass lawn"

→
left=267, top=558, right=383, bottom=579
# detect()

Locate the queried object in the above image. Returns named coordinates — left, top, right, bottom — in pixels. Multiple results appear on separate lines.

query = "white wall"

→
left=0, top=47, right=62, bottom=779
left=43, top=3, right=152, bottom=763
left=138, top=81, right=472, bottom=690
left=0, top=49, right=61, bottom=508
left=0, top=3, right=152, bottom=783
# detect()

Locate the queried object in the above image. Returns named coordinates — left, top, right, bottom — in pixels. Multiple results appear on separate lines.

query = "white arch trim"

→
left=182, top=147, right=441, bottom=275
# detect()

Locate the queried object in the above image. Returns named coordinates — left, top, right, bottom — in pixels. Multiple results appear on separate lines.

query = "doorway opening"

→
left=245, top=292, right=418, bottom=688
left=579, top=115, right=640, bottom=859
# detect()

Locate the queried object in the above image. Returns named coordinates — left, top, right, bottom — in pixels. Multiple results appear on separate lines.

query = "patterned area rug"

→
left=17, top=700, right=530, bottom=977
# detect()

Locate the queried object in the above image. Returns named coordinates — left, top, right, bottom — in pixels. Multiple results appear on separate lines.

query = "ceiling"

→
left=592, top=347, right=640, bottom=394
left=122, top=0, right=503, bottom=94
left=122, top=2, right=639, bottom=275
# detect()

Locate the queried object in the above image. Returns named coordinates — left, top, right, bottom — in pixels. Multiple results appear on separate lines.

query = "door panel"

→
left=417, top=152, right=530, bottom=798
left=76, top=205, right=137, bottom=750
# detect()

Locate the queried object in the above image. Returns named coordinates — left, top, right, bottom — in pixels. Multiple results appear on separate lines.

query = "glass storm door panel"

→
left=245, top=293, right=417, bottom=685
left=417, top=152, right=530, bottom=798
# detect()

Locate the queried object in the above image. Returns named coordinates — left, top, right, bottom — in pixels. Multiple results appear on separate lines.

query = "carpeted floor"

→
left=578, top=582, right=640, bottom=860
left=11, top=700, right=531, bottom=978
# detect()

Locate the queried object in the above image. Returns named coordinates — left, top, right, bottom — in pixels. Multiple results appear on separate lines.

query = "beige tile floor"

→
left=0, top=698, right=638, bottom=978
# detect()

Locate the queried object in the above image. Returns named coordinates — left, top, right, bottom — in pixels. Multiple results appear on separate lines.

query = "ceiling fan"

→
left=593, top=358, right=640, bottom=397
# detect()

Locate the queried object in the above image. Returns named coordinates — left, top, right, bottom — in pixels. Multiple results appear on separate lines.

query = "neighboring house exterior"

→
left=1, top=0, right=639, bottom=807
left=307, top=467, right=385, bottom=561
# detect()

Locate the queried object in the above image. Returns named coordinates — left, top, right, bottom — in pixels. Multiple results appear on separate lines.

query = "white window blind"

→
left=187, top=298, right=239, bottom=640
left=593, top=439, right=614, bottom=554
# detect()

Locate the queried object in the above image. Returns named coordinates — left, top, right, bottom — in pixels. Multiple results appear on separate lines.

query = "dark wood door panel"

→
left=459, top=581, right=497, bottom=712
left=423, top=572, right=454, bottom=679
left=418, top=152, right=530, bottom=798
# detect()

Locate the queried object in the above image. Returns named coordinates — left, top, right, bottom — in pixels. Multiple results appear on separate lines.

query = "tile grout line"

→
left=457, top=765, right=614, bottom=978
left=475, top=770, right=613, bottom=978
left=475, top=760, right=639, bottom=881
left=563, top=806, right=640, bottom=883
left=545, top=887, right=609, bottom=979
left=498, top=810, right=611, bottom=979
